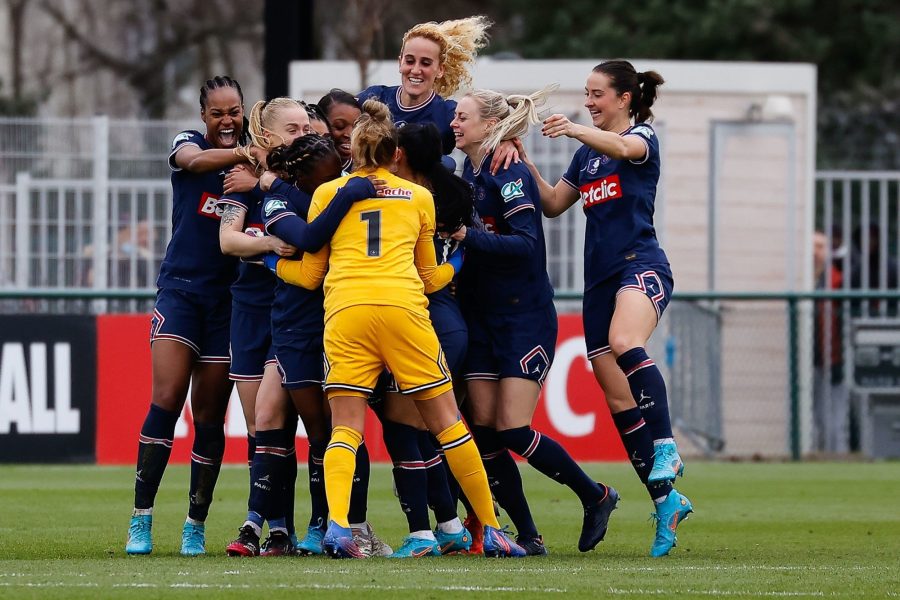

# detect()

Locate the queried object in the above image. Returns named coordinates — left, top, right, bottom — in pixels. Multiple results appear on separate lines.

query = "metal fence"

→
left=2, top=116, right=900, bottom=460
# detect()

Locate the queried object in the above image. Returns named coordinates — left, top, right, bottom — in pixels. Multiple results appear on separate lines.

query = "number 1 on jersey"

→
left=360, top=210, right=381, bottom=257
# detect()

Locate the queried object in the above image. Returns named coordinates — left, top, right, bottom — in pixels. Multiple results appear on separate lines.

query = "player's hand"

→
left=512, top=138, right=532, bottom=165
left=447, top=246, right=465, bottom=273
left=261, top=253, right=280, bottom=274
left=366, top=175, right=388, bottom=197
left=267, top=235, right=297, bottom=257
left=249, top=145, right=268, bottom=169
left=542, top=114, right=578, bottom=138
left=450, top=225, right=467, bottom=242
left=490, top=139, right=520, bottom=175
left=224, top=164, right=259, bottom=195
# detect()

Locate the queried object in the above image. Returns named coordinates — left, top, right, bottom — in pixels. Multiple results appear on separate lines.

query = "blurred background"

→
left=1, top=0, right=899, bottom=464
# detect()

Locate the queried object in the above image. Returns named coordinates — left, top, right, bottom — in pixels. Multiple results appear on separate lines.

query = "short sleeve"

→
left=626, top=124, right=658, bottom=165
left=168, top=130, right=203, bottom=171
left=492, top=161, right=537, bottom=220
left=261, top=193, right=297, bottom=229
left=217, top=190, right=252, bottom=212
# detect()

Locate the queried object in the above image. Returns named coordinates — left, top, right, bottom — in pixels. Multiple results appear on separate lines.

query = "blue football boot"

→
left=483, top=525, right=527, bottom=558
left=125, top=513, right=153, bottom=555
left=180, top=520, right=206, bottom=556
left=296, top=525, right=326, bottom=556
left=648, top=442, right=685, bottom=483
left=650, top=489, right=693, bottom=557
left=323, top=521, right=366, bottom=559
left=388, top=536, right=441, bottom=558
left=434, top=526, right=472, bottom=554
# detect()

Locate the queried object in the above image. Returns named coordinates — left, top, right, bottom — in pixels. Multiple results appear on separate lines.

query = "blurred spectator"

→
left=813, top=230, right=850, bottom=453
left=850, top=222, right=899, bottom=316
left=82, top=220, right=154, bottom=287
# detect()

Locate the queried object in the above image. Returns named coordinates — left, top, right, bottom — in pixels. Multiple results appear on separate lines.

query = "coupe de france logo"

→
left=500, top=178, right=525, bottom=203
left=171, top=132, right=192, bottom=149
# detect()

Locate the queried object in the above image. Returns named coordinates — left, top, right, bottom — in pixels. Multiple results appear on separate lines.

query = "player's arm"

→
left=415, top=236, right=457, bottom=294
left=542, top=113, right=647, bottom=161
left=513, top=138, right=580, bottom=218
left=173, top=142, right=247, bottom=173
left=218, top=202, right=296, bottom=258
left=274, top=245, right=329, bottom=290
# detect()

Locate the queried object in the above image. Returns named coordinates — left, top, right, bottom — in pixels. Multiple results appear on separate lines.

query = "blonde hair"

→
left=466, top=85, right=558, bottom=154
left=351, top=98, right=397, bottom=171
left=401, top=15, right=491, bottom=98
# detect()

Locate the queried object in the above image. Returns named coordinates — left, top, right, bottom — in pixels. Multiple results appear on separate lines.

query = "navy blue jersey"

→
left=263, top=188, right=325, bottom=339
left=157, top=130, right=237, bottom=293
left=217, top=189, right=276, bottom=315
left=429, top=236, right=466, bottom=335
left=358, top=85, right=457, bottom=155
left=458, top=155, right=554, bottom=314
left=561, top=123, right=669, bottom=288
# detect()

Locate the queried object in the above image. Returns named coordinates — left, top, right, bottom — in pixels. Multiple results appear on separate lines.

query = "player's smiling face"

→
left=584, top=71, right=630, bottom=132
left=399, top=36, right=444, bottom=105
left=451, top=96, right=493, bottom=158
left=201, top=87, right=244, bottom=149
left=325, top=103, right=361, bottom=163
left=265, top=106, right=310, bottom=149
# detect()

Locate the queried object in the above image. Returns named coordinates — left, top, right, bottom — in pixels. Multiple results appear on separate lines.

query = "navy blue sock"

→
left=499, top=425, right=605, bottom=506
left=418, top=431, right=458, bottom=524
left=188, top=421, right=226, bottom=521
left=470, top=425, right=538, bottom=539
left=616, top=347, right=674, bottom=440
left=612, top=407, right=672, bottom=501
left=348, top=441, right=370, bottom=524
left=248, top=429, right=287, bottom=522
left=307, top=438, right=328, bottom=530
left=134, top=403, right=180, bottom=509
left=430, top=433, right=461, bottom=507
left=246, top=434, right=256, bottom=470
left=382, top=420, right=431, bottom=533
left=282, top=427, right=298, bottom=536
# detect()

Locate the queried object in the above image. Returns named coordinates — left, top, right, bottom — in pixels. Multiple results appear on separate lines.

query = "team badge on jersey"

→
left=631, top=125, right=654, bottom=139
left=500, top=178, right=525, bottom=202
left=264, top=197, right=288, bottom=217
left=171, top=132, right=192, bottom=149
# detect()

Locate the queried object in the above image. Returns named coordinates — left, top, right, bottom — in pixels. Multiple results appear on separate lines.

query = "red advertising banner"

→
left=95, top=314, right=625, bottom=465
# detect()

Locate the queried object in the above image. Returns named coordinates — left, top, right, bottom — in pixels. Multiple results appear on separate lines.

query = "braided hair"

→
left=267, top=134, right=340, bottom=188
left=397, top=123, right=473, bottom=234
left=199, top=75, right=249, bottom=145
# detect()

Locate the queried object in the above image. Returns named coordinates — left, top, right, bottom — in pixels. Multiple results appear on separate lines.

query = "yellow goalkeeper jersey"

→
left=277, top=167, right=453, bottom=322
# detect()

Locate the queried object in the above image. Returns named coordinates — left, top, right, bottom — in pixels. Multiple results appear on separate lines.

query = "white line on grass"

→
left=0, top=582, right=567, bottom=593
left=608, top=589, right=825, bottom=597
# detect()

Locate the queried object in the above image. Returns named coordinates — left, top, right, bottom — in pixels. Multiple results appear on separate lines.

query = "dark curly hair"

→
left=397, top=122, right=473, bottom=234
left=266, top=134, right=339, bottom=188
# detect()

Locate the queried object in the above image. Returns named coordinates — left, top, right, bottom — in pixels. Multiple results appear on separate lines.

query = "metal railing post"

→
left=788, top=296, right=801, bottom=460
left=92, top=116, right=110, bottom=313
left=14, top=171, right=30, bottom=288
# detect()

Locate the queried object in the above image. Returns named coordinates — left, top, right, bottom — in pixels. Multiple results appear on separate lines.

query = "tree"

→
left=38, top=0, right=263, bottom=118
left=491, top=0, right=900, bottom=169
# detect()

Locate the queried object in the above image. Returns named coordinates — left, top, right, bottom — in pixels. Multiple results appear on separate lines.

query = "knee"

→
left=497, top=425, right=534, bottom=455
left=609, top=335, right=641, bottom=359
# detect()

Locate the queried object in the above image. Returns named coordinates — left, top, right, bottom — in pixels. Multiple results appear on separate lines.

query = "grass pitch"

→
left=1, top=461, right=898, bottom=599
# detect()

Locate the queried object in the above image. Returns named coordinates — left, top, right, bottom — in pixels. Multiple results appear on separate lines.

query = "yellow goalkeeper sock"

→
left=323, top=425, right=363, bottom=529
left=436, top=420, right=500, bottom=529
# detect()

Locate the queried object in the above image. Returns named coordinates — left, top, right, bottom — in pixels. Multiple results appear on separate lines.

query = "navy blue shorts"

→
left=150, top=288, right=231, bottom=363
left=463, top=304, right=557, bottom=384
left=274, top=335, right=324, bottom=390
left=229, top=305, right=275, bottom=381
left=583, top=263, right=674, bottom=360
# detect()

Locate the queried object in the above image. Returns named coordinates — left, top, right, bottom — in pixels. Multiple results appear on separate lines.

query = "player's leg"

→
left=180, top=296, right=233, bottom=556
left=609, top=269, right=692, bottom=556
left=227, top=365, right=291, bottom=557
left=385, top=306, right=524, bottom=558
left=127, top=289, right=198, bottom=555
